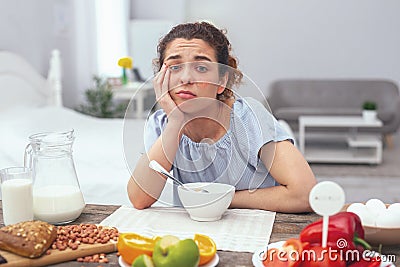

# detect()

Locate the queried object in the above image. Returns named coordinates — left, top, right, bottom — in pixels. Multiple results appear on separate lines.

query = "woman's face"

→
left=163, top=38, right=227, bottom=111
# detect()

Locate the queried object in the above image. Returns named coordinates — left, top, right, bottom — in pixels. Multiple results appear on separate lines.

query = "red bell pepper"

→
left=299, top=212, right=371, bottom=252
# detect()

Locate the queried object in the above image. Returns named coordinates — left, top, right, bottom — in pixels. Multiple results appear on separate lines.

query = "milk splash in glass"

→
left=25, top=130, right=85, bottom=224
left=0, top=167, right=34, bottom=225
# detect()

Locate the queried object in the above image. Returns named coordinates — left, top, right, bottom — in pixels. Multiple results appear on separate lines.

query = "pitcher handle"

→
left=24, top=143, right=33, bottom=168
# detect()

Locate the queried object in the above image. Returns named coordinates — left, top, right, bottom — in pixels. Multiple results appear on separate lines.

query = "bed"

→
left=0, top=50, right=167, bottom=206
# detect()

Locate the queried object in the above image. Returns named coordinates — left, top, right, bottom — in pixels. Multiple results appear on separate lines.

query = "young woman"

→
left=127, top=21, right=316, bottom=212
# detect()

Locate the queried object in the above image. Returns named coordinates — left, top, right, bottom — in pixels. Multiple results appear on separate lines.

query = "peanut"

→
left=49, top=224, right=119, bottom=263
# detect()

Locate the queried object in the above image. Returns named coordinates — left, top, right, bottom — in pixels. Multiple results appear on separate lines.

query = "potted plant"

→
left=76, top=76, right=127, bottom=118
left=362, top=101, right=377, bottom=121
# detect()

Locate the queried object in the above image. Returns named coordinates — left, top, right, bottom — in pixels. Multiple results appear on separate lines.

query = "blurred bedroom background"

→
left=2, top=0, right=399, bottom=107
left=1, top=0, right=399, bottom=205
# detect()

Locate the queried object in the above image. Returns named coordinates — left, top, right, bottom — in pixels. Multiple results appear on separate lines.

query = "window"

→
left=95, top=0, right=129, bottom=77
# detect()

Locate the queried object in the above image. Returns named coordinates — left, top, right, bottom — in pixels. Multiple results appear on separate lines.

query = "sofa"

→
left=267, top=79, right=400, bottom=143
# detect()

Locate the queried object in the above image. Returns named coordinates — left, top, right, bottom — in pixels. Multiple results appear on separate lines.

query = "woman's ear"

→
left=217, top=72, right=229, bottom=94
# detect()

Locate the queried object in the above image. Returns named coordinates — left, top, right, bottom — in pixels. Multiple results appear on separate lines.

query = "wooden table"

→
left=0, top=203, right=399, bottom=266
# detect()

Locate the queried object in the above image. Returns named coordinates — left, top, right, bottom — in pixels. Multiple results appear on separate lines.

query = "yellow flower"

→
left=118, top=57, right=133, bottom=69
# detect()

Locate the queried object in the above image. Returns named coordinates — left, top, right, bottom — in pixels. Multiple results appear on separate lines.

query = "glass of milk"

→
left=0, top=167, right=34, bottom=225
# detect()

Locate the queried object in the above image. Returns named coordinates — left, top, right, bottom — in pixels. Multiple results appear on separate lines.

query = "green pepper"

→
left=299, top=212, right=371, bottom=252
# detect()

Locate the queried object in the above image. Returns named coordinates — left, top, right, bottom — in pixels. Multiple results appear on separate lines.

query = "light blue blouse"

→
left=144, top=97, right=293, bottom=204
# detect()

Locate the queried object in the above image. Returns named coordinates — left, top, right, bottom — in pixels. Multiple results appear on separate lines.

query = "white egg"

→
left=375, top=209, right=400, bottom=228
left=346, top=203, right=375, bottom=227
left=365, top=198, right=387, bottom=217
left=347, top=203, right=365, bottom=213
left=387, top=203, right=400, bottom=224
left=388, top=203, right=400, bottom=212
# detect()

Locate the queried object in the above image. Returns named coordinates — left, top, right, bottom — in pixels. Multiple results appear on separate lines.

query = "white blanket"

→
left=0, top=106, right=148, bottom=205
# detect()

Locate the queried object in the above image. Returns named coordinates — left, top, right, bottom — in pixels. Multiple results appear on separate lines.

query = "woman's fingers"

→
left=161, top=66, right=171, bottom=98
left=153, top=64, right=167, bottom=100
left=154, top=64, right=184, bottom=123
left=153, top=65, right=176, bottom=114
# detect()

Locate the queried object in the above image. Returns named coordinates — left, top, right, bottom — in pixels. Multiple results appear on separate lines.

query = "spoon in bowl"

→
left=149, top=160, right=209, bottom=193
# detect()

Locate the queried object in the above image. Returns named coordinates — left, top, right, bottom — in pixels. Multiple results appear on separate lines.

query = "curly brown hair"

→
left=154, top=21, right=243, bottom=102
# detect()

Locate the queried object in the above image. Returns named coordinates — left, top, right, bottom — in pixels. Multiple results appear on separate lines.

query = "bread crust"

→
left=0, top=220, right=57, bottom=258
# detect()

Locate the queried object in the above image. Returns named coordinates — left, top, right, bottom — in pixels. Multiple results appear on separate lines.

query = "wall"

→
left=186, top=0, right=400, bottom=101
left=0, top=0, right=97, bottom=108
left=0, top=0, right=54, bottom=73
left=129, top=0, right=186, bottom=79
left=130, top=0, right=186, bottom=22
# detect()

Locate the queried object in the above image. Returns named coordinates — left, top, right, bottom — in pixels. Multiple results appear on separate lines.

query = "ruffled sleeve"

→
left=143, top=109, right=167, bottom=152
left=234, top=97, right=294, bottom=168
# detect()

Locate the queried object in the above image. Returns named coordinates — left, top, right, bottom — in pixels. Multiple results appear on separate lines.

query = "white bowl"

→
left=345, top=203, right=400, bottom=246
left=177, top=182, right=235, bottom=222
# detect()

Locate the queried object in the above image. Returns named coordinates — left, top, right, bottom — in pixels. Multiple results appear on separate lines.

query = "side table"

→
left=111, top=81, right=154, bottom=118
left=299, top=116, right=383, bottom=164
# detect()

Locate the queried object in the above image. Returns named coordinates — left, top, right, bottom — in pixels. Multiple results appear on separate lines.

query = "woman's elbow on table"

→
left=293, top=175, right=316, bottom=212
left=127, top=177, right=155, bottom=210
left=130, top=198, right=150, bottom=210
left=132, top=200, right=152, bottom=210
left=296, top=191, right=314, bottom=213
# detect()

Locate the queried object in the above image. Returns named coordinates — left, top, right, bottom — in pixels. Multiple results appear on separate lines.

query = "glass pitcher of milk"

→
left=24, top=129, right=85, bottom=224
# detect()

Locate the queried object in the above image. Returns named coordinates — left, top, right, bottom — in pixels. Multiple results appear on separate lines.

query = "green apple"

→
left=132, top=254, right=155, bottom=267
left=152, top=235, right=200, bottom=267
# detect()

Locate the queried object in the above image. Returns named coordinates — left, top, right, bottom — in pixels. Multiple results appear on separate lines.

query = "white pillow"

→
left=0, top=75, right=46, bottom=111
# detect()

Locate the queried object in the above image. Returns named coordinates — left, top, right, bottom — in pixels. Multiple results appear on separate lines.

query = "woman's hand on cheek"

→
left=153, top=64, right=184, bottom=123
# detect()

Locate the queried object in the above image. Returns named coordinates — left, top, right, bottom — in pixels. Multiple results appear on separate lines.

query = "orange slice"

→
left=117, top=233, right=159, bottom=265
left=194, top=234, right=217, bottom=265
